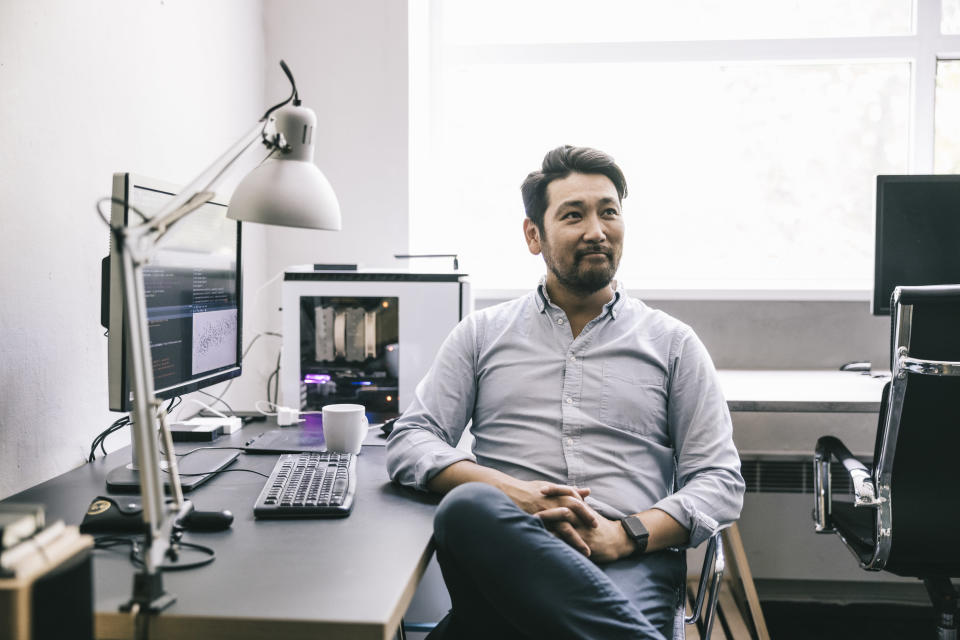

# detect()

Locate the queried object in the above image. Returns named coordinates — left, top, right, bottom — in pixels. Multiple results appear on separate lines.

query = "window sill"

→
left=474, top=288, right=873, bottom=303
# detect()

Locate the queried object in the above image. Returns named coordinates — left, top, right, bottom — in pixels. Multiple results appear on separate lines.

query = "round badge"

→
left=87, top=499, right=112, bottom=516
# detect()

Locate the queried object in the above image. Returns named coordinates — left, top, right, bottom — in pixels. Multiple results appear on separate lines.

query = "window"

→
left=936, top=60, right=960, bottom=172
left=410, top=1, right=960, bottom=294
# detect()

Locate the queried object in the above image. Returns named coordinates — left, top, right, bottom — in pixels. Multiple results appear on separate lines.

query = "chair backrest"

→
left=873, top=285, right=960, bottom=576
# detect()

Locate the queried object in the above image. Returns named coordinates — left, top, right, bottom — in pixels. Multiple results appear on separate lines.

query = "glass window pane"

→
left=935, top=60, right=960, bottom=173
left=441, top=0, right=914, bottom=45
left=413, top=61, right=910, bottom=290
left=944, top=0, right=960, bottom=34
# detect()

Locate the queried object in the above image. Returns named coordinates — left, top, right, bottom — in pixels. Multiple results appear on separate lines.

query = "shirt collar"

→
left=534, top=276, right=625, bottom=319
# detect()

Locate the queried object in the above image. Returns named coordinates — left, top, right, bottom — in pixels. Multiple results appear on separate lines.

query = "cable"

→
left=96, top=196, right=149, bottom=227
left=273, top=354, right=280, bottom=406
left=162, top=466, right=269, bottom=480
left=174, top=445, right=247, bottom=458
left=89, top=415, right=131, bottom=462
left=254, top=399, right=323, bottom=418
left=255, top=400, right=280, bottom=416
left=253, top=270, right=286, bottom=310
left=256, top=61, right=301, bottom=154
left=260, top=59, right=300, bottom=121
left=266, top=348, right=281, bottom=405
left=196, top=391, right=235, bottom=416
left=89, top=397, right=180, bottom=462
left=93, top=535, right=216, bottom=571
left=186, top=332, right=282, bottom=420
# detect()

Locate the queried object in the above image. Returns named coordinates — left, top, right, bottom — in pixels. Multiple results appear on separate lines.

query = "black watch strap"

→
left=620, top=515, right=649, bottom=554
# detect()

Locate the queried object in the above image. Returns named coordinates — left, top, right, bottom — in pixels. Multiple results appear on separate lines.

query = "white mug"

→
left=322, top=404, right=368, bottom=454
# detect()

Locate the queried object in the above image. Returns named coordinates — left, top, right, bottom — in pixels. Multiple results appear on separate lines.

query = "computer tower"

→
left=280, top=267, right=472, bottom=418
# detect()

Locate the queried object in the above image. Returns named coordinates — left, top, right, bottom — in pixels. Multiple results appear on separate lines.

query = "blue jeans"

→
left=427, top=482, right=683, bottom=639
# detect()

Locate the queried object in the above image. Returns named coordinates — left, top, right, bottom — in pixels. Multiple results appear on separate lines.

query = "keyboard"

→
left=253, top=452, right=357, bottom=518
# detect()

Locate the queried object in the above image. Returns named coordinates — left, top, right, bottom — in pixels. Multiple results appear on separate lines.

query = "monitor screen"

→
left=105, top=173, right=242, bottom=411
left=873, top=175, right=960, bottom=315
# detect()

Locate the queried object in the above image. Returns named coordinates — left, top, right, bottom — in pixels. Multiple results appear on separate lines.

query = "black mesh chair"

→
left=813, top=285, right=960, bottom=638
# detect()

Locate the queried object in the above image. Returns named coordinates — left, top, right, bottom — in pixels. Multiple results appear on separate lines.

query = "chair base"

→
left=924, top=577, right=958, bottom=640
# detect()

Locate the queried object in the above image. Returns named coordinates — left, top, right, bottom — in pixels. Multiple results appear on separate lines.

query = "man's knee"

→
left=433, top=482, right=515, bottom=548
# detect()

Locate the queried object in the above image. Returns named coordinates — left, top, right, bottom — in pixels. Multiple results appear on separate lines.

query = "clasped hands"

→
left=504, top=479, right=635, bottom=564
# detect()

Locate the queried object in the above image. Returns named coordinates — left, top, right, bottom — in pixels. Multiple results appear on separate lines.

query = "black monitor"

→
left=873, top=175, right=960, bottom=315
left=104, top=173, right=242, bottom=411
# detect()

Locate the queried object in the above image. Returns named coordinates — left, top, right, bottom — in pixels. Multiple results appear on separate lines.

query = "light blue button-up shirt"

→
left=386, top=279, right=744, bottom=547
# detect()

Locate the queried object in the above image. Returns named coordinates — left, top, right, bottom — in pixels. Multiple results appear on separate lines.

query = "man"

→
left=386, top=145, right=744, bottom=639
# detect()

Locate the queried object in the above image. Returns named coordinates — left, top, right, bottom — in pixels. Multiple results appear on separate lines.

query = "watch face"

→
left=621, top=516, right=649, bottom=553
left=623, top=516, right=649, bottom=542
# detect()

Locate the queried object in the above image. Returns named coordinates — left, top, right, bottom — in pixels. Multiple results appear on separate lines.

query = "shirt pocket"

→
left=599, top=361, right=667, bottom=441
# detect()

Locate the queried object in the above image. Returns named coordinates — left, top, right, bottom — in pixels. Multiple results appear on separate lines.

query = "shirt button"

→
left=556, top=318, right=564, bottom=325
left=565, top=438, right=574, bottom=447
left=570, top=354, right=577, bottom=362
left=565, top=397, right=573, bottom=404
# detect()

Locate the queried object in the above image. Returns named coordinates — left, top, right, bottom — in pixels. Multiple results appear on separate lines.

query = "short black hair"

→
left=520, top=145, right=628, bottom=231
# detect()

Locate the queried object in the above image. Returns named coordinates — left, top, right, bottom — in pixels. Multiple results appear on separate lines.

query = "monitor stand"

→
left=106, top=449, right=240, bottom=493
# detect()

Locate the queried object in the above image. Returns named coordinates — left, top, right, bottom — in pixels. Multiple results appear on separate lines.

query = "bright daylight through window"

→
left=410, top=0, right=960, bottom=294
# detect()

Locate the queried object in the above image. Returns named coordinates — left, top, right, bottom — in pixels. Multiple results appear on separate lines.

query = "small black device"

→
left=176, top=504, right=234, bottom=532
left=620, top=514, right=650, bottom=554
left=253, top=452, right=357, bottom=518
left=169, top=423, right=224, bottom=442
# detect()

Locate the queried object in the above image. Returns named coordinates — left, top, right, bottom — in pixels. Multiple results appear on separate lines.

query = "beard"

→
left=544, top=244, right=620, bottom=296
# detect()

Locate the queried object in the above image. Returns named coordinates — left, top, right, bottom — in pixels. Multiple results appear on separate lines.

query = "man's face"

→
left=525, top=172, right=624, bottom=295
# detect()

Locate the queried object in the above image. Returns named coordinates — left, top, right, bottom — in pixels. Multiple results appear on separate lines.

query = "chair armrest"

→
left=685, top=532, right=724, bottom=639
left=813, top=436, right=879, bottom=533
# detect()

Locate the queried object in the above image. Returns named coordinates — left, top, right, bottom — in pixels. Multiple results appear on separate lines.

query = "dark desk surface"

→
left=4, top=422, right=438, bottom=640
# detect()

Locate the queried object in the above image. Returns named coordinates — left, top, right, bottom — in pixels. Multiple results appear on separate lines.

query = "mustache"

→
left=575, top=246, right=613, bottom=260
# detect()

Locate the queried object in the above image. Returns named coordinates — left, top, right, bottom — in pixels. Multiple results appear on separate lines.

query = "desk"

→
left=718, top=369, right=888, bottom=413
left=716, top=369, right=888, bottom=459
left=2, top=422, right=437, bottom=640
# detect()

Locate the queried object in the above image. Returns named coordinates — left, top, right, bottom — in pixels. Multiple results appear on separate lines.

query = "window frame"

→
left=410, top=0, right=960, bottom=300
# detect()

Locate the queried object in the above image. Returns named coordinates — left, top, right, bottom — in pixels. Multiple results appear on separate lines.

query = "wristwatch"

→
left=620, top=515, right=649, bottom=554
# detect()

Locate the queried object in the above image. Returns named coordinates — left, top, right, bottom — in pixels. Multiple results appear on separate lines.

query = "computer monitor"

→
left=104, top=172, right=243, bottom=412
left=873, top=175, right=960, bottom=315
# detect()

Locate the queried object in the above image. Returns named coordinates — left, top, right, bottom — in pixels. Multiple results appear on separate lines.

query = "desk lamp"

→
left=111, top=61, right=340, bottom=616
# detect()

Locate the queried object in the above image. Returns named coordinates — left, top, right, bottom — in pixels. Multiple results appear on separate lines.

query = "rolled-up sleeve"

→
left=651, top=329, right=745, bottom=548
left=386, top=315, right=479, bottom=490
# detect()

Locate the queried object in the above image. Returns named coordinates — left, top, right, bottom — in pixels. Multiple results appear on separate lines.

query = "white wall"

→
left=0, top=0, right=266, bottom=498
left=258, top=0, right=410, bottom=317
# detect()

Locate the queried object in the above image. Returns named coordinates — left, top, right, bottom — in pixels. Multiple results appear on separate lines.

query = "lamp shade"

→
left=228, top=105, right=342, bottom=230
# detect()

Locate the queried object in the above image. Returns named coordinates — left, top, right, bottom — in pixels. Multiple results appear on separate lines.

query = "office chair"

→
left=813, top=285, right=960, bottom=639
left=683, top=531, right=726, bottom=638
left=399, top=531, right=725, bottom=639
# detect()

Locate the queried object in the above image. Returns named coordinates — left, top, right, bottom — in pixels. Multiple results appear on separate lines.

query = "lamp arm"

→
left=126, top=119, right=272, bottom=260
left=115, top=115, right=280, bottom=606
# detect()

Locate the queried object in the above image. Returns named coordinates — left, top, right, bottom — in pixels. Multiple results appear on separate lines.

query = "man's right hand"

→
left=499, top=478, right=595, bottom=519
left=499, top=478, right=598, bottom=544
left=426, top=461, right=598, bottom=551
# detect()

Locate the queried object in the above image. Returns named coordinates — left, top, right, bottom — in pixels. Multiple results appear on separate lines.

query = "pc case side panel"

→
left=281, top=281, right=304, bottom=411
left=459, top=279, right=473, bottom=319
left=280, top=278, right=465, bottom=414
